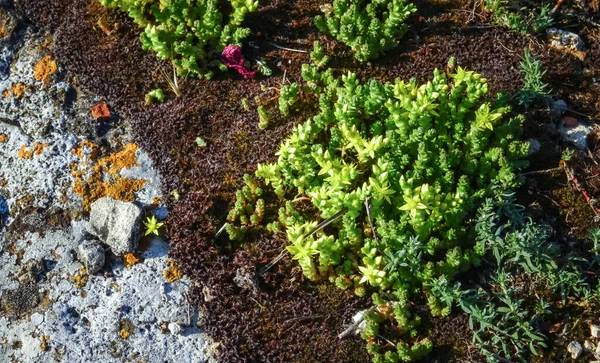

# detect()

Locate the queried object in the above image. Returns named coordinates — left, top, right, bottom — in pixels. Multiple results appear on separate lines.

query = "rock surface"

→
left=86, top=197, right=143, bottom=255
left=78, top=240, right=105, bottom=274
left=0, top=13, right=213, bottom=363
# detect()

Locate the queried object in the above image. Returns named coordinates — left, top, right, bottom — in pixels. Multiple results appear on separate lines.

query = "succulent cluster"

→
left=99, top=0, right=258, bottom=78
left=314, top=0, right=416, bottom=61
left=226, top=174, right=265, bottom=241
left=233, top=58, right=531, bottom=361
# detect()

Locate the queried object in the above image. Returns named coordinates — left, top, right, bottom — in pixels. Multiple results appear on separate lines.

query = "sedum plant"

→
left=226, top=174, right=264, bottom=241
left=99, top=0, right=259, bottom=78
left=314, top=0, right=416, bottom=61
left=234, top=58, right=530, bottom=361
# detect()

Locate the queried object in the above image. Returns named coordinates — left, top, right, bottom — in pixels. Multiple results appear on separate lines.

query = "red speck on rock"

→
left=563, top=116, right=578, bottom=127
left=92, top=103, right=111, bottom=120
left=221, top=45, right=256, bottom=79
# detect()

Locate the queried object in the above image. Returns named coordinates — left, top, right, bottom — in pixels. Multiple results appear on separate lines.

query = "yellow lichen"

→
left=40, top=335, right=49, bottom=352
left=123, top=253, right=139, bottom=268
left=0, top=134, right=8, bottom=143
left=72, top=268, right=88, bottom=289
left=17, top=142, right=50, bottom=159
left=71, top=142, right=148, bottom=211
left=17, top=145, right=33, bottom=159
left=163, top=260, right=182, bottom=283
left=33, top=55, right=58, bottom=83
left=3, top=83, right=26, bottom=99
left=119, top=319, right=134, bottom=340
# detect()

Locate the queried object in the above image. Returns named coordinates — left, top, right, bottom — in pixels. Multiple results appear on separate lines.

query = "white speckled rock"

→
left=78, top=240, right=105, bottom=274
left=86, top=197, right=143, bottom=255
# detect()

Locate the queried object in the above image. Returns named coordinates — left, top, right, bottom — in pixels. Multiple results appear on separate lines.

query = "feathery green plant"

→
left=517, top=48, right=551, bottom=106
left=99, top=0, right=258, bottom=78
left=314, top=0, right=416, bottom=61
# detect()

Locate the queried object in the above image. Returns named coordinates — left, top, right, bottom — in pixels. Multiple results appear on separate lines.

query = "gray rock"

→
left=86, top=197, right=143, bottom=255
left=547, top=28, right=585, bottom=52
left=591, top=324, right=600, bottom=338
left=551, top=99, right=568, bottom=118
left=560, top=122, right=593, bottom=150
left=77, top=240, right=105, bottom=274
left=168, top=322, right=183, bottom=335
left=527, top=139, right=541, bottom=156
left=568, top=341, right=583, bottom=359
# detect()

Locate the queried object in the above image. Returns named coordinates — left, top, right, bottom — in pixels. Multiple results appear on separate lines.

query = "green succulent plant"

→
left=99, top=0, right=258, bottom=78
left=314, top=0, right=416, bottom=61
left=144, top=215, right=164, bottom=236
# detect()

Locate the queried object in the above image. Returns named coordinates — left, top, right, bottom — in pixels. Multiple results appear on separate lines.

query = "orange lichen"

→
left=119, top=319, right=134, bottom=340
left=0, top=134, right=8, bottom=143
left=17, top=142, right=50, bottom=159
left=33, top=55, right=58, bottom=83
left=72, top=142, right=147, bottom=211
left=71, top=139, right=99, bottom=160
left=163, top=260, right=182, bottom=283
left=34, top=142, right=50, bottom=155
left=3, top=83, right=26, bottom=99
left=72, top=268, right=88, bottom=289
left=18, top=145, right=33, bottom=159
left=123, top=253, right=139, bottom=268
left=97, top=143, right=140, bottom=176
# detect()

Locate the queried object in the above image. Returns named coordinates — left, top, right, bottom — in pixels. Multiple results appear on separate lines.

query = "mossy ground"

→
left=14, top=0, right=600, bottom=361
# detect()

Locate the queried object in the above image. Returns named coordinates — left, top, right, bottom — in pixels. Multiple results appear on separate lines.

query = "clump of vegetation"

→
left=144, top=215, right=164, bottom=236
left=233, top=58, right=532, bottom=360
left=99, top=0, right=259, bottom=78
left=314, top=0, right=416, bottom=61
left=484, top=0, right=553, bottom=33
left=278, top=82, right=299, bottom=116
left=226, top=174, right=265, bottom=240
left=517, top=48, right=551, bottom=106
left=145, top=88, right=165, bottom=104
left=257, top=105, right=271, bottom=130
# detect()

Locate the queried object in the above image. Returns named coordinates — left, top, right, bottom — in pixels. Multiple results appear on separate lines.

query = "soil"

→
left=12, top=0, right=600, bottom=361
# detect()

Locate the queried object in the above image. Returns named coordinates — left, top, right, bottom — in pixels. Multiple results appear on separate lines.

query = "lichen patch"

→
left=163, top=260, right=182, bottom=283
left=17, top=142, right=50, bottom=159
left=123, top=253, right=139, bottom=268
left=3, top=83, right=27, bottom=99
left=71, top=141, right=147, bottom=211
left=33, top=55, right=58, bottom=83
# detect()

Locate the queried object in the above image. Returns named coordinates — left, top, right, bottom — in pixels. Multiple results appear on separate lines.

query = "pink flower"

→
left=221, top=45, right=256, bottom=79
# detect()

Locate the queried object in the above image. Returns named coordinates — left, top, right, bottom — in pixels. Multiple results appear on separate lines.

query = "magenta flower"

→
left=221, top=45, right=256, bottom=79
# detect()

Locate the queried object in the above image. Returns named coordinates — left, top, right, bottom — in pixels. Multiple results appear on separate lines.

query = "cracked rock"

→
left=86, top=197, right=143, bottom=255
left=78, top=240, right=105, bottom=274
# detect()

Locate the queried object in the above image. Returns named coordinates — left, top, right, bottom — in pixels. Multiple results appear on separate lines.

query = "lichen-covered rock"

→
left=560, top=121, right=594, bottom=150
left=86, top=197, right=143, bottom=255
left=77, top=240, right=105, bottom=274
left=547, top=28, right=585, bottom=51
